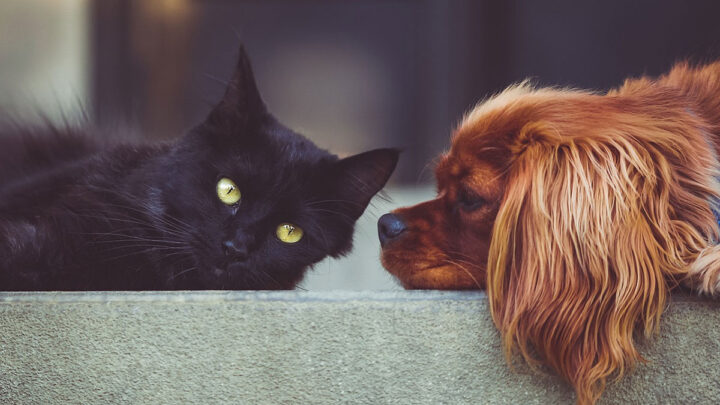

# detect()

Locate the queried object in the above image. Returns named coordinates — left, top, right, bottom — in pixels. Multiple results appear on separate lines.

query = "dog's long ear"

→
left=486, top=118, right=719, bottom=404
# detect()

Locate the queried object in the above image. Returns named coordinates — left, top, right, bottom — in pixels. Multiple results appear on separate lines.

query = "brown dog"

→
left=379, top=62, right=720, bottom=404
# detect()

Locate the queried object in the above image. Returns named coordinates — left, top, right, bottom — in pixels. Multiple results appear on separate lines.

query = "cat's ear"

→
left=204, top=45, right=267, bottom=128
left=332, top=148, right=399, bottom=220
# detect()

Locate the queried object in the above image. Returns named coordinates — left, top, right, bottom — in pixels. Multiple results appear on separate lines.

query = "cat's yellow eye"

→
left=276, top=223, right=303, bottom=243
left=216, top=177, right=241, bottom=205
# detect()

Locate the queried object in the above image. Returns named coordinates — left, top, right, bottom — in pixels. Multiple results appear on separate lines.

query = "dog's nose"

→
left=222, top=239, right=248, bottom=260
left=378, top=213, right=407, bottom=247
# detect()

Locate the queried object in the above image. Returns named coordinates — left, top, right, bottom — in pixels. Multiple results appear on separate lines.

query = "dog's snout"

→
left=378, top=213, right=407, bottom=247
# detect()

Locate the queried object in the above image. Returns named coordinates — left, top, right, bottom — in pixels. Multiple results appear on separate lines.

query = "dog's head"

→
left=380, top=79, right=720, bottom=404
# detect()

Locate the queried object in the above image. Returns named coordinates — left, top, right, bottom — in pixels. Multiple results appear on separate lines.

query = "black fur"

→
left=0, top=46, right=398, bottom=290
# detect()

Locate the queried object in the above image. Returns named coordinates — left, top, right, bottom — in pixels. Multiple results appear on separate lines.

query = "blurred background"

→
left=2, top=0, right=720, bottom=289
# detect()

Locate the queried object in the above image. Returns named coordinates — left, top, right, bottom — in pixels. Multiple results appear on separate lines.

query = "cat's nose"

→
left=378, top=213, right=407, bottom=247
left=222, top=239, right=248, bottom=260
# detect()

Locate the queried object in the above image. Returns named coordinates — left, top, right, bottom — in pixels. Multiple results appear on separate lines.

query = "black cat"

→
left=0, top=46, right=398, bottom=291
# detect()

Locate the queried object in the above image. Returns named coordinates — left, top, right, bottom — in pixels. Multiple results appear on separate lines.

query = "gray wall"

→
left=0, top=0, right=88, bottom=122
left=1, top=291, right=719, bottom=404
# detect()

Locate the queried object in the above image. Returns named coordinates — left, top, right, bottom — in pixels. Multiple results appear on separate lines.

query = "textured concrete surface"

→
left=0, top=291, right=718, bottom=404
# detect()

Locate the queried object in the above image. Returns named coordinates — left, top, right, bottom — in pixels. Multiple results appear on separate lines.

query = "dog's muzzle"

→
left=378, top=213, right=407, bottom=247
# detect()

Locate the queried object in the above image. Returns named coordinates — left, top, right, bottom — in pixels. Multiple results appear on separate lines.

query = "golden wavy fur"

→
left=380, top=61, right=720, bottom=404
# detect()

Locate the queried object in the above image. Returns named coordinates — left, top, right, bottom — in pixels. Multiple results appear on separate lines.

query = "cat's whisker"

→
left=203, top=73, right=231, bottom=88
left=88, top=229, right=190, bottom=246
left=87, top=241, right=186, bottom=251
left=258, top=269, right=284, bottom=290
left=306, top=199, right=366, bottom=208
left=93, top=241, right=187, bottom=254
left=305, top=207, right=356, bottom=224
left=183, top=230, right=215, bottom=252
left=103, top=247, right=191, bottom=263
left=91, top=241, right=187, bottom=252
left=73, top=213, right=150, bottom=228
left=303, top=220, right=333, bottom=252
left=150, top=210, right=195, bottom=233
left=79, top=187, right=194, bottom=234
left=81, top=232, right=187, bottom=245
left=153, top=253, right=195, bottom=279
left=76, top=208, right=189, bottom=239
left=168, top=266, right=198, bottom=281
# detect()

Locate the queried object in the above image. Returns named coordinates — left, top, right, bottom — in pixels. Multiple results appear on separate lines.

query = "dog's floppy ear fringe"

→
left=486, top=119, right=720, bottom=404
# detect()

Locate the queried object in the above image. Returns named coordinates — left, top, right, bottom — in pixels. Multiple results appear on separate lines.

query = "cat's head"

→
left=156, top=46, right=398, bottom=289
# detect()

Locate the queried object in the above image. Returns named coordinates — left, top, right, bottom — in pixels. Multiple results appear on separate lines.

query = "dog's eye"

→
left=458, top=189, right=486, bottom=211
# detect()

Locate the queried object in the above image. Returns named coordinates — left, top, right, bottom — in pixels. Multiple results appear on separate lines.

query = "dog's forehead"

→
left=436, top=148, right=499, bottom=188
left=450, top=108, right=528, bottom=166
left=446, top=127, right=512, bottom=174
left=454, top=85, right=589, bottom=146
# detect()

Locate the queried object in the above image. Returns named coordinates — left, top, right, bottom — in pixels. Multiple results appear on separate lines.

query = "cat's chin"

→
left=225, top=262, right=248, bottom=273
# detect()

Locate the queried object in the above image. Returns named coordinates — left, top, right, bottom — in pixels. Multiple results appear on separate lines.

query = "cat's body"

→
left=0, top=47, right=398, bottom=291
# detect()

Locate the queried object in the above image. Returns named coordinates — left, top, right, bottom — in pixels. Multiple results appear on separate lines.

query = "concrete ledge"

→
left=1, top=291, right=718, bottom=404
